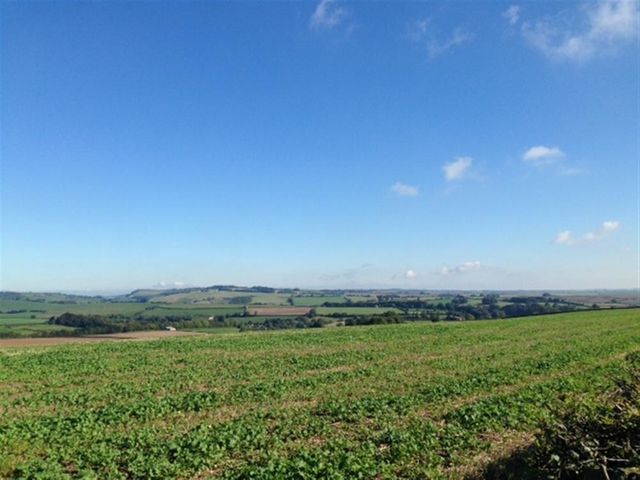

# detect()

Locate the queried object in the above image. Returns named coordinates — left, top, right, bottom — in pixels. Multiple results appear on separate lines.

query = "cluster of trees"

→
left=343, top=315, right=403, bottom=326
left=322, top=294, right=584, bottom=321
left=48, top=312, right=228, bottom=335
left=238, top=317, right=326, bottom=332
left=228, top=296, right=253, bottom=305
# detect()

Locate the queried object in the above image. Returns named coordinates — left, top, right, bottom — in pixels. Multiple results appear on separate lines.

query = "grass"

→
left=149, top=291, right=292, bottom=306
left=0, top=309, right=638, bottom=479
left=0, top=323, right=75, bottom=337
left=0, top=300, right=149, bottom=319
left=0, top=316, right=48, bottom=326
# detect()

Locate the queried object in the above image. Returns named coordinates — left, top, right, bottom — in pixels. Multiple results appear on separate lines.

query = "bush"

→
left=476, top=352, right=640, bottom=479
left=533, top=352, right=640, bottom=479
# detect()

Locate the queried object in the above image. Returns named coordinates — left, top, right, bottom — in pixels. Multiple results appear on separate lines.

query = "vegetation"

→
left=0, top=309, right=638, bottom=478
left=477, top=351, right=640, bottom=479
left=238, top=316, right=326, bottom=331
left=48, top=312, right=229, bottom=335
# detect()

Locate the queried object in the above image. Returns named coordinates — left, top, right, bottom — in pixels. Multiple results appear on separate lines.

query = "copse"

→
left=238, top=316, right=326, bottom=332
left=48, top=312, right=230, bottom=335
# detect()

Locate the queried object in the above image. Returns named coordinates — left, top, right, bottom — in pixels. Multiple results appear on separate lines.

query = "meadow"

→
left=0, top=308, right=638, bottom=479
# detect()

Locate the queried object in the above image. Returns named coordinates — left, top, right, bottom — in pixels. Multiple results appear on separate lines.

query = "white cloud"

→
left=503, top=5, right=521, bottom=26
left=405, top=269, right=417, bottom=280
left=554, top=220, right=620, bottom=246
left=554, top=230, right=573, bottom=245
left=443, top=156, right=473, bottom=181
left=523, top=146, right=587, bottom=175
left=409, top=19, right=472, bottom=58
left=523, top=145, right=565, bottom=165
left=440, top=260, right=481, bottom=276
left=310, top=0, right=349, bottom=31
left=521, top=0, right=639, bottom=62
left=390, top=181, right=420, bottom=197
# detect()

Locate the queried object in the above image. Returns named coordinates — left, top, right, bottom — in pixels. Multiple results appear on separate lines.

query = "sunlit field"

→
left=1, top=309, right=638, bottom=479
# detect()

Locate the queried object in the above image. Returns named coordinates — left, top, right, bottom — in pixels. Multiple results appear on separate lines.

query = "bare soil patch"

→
left=0, top=330, right=201, bottom=348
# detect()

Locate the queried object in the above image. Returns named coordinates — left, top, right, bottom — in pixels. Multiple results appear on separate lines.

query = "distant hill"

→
left=0, top=291, right=101, bottom=304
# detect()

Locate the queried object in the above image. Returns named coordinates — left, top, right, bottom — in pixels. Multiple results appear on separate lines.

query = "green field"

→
left=292, top=295, right=380, bottom=306
left=0, top=300, right=148, bottom=319
left=0, top=323, right=76, bottom=337
left=0, top=302, right=246, bottom=336
left=0, top=316, right=46, bottom=326
left=0, top=309, right=638, bottom=478
left=291, top=295, right=346, bottom=306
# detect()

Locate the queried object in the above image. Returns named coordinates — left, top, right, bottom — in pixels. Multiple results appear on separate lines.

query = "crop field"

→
left=0, top=308, right=638, bottom=479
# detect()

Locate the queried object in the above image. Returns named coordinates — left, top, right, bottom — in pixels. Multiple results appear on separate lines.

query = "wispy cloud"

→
left=427, top=28, right=472, bottom=59
left=523, top=145, right=565, bottom=165
left=390, top=181, right=420, bottom=197
left=584, top=220, right=620, bottom=241
left=554, top=220, right=620, bottom=246
left=443, top=156, right=473, bottom=181
left=503, top=5, right=521, bottom=26
left=319, top=263, right=375, bottom=281
left=521, top=0, right=638, bottom=62
left=310, top=0, right=349, bottom=31
left=409, top=19, right=472, bottom=59
left=440, top=260, right=481, bottom=276
left=522, top=145, right=587, bottom=176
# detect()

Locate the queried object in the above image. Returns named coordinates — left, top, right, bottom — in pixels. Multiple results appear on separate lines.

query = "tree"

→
left=482, top=294, right=499, bottom=306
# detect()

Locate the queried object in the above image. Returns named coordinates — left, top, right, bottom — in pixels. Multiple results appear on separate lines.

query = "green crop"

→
left=0, top=309, right=638, bottom=478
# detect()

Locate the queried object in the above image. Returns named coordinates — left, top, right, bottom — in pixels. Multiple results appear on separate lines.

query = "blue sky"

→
left=1, top=0, right=638, bottom=292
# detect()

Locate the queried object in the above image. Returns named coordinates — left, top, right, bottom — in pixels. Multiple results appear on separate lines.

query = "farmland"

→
left=2, top=287, right=637, bottom=338
left=0, top=308, right=638, bottom=478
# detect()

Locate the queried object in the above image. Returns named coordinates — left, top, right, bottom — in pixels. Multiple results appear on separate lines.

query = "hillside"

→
left=1, top=309, right=638, bottom=478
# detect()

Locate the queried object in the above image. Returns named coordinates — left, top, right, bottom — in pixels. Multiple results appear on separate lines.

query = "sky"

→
left=1, top=0, right=638, bottom=292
